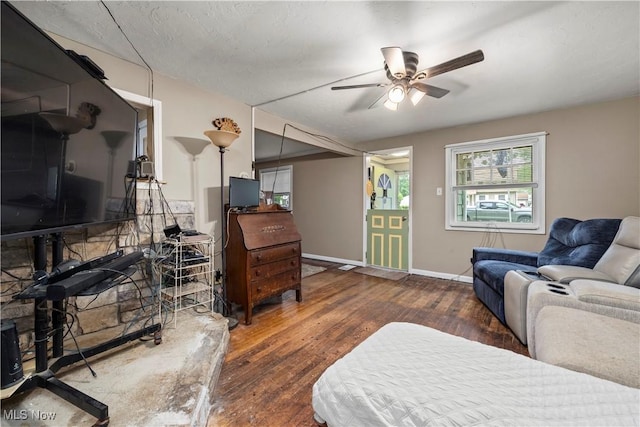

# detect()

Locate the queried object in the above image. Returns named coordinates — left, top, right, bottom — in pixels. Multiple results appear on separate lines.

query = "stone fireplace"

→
left=0, top=185, right=198, bottom=366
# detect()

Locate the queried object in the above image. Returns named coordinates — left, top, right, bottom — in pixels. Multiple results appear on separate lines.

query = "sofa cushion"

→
left=474, top=260, right=536, bottom=295
left=537, top=217, right=622, bottom=268
left=593, top=216, right=640, bottom=287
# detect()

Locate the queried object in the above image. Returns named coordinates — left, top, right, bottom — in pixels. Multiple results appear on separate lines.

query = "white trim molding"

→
left=113, top=88, right=163, bottom=183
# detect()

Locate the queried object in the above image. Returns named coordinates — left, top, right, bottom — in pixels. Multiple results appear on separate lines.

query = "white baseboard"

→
left=301, top=253, right=364, bottom=267
left=410, top=268, right=473, bottom=284
left=302, top=253, right=472, bottom=284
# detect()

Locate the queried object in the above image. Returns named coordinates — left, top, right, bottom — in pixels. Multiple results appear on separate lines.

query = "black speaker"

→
left=1, top=319, right=24, bottom=389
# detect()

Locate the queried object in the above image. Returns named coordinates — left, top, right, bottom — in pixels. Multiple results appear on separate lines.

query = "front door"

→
left=366, top=209, right=408, bottom=269
left=365, top=149, right=411, bottom=271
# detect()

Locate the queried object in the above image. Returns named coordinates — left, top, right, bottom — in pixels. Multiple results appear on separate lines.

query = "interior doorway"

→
left=364, top=147, right=412, bottom=271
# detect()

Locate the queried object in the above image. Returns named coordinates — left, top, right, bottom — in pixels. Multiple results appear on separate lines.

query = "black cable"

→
left=73, top=293, right=101, bottom=311
left=147, top=180, right=156, bottom=248
left=284, top=122, right=371, bottom=155
left=50, top=300, right=75, bottom=341
left=154, top=177, right=177, bottom=226
left=269, top=123, right=288, bottom=201
left=91, top=266, right=145, bottom=309
left=264, top=122, right=369, bottom=208
left=0, top=269, right=28, bottom=296
left=99, top=1, right=154, bottom=102
left=63, top=237, right=84, bottom=260
left=64, top=311, right=97, bottom=378
left=1, top=268, right=28, bottom=281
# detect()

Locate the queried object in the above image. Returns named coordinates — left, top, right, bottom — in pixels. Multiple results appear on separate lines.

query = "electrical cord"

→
left=63, top=237, right=85, bottom=261
left=100, top=1, right=154, bottom=102
left=0, top=269, right=28, bottom=296
left=64, top=310, right=97, bottom=378
left=154, top=177, right=177, bottom=227
left=448, top=222, right=509, bottom=281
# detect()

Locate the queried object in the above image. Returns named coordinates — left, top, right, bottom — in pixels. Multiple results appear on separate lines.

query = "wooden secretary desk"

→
left=226, top=209, right=302, bottom=324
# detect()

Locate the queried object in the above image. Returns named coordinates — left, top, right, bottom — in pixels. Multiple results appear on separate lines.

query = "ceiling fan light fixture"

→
left=409, top=88, right=426, bottom=106
left=383, top=99, right=398, bottom=111
left=387, top=84, right=405, bottom=103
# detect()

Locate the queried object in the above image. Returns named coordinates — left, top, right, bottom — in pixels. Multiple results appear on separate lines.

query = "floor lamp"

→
left=38, top=113, right=87, bottom=357
left=101, top=130, right=130, bottom=198
left=39, top=113, right=88, bottom=212
left=204, top=129, right=240, bottom=330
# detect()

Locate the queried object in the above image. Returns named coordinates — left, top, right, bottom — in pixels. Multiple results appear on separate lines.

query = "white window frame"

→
left=113, top=88, right=163, bottom=183
left=259, top=165, right=293, bottom=210
left=445, top=131, right=546, bottom=234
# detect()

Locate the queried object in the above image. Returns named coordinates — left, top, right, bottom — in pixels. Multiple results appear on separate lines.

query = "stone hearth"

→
left=1, top=310, right=229, bottom=426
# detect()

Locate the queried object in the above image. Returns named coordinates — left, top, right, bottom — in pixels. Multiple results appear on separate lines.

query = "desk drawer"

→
left=251, top=270, right=300, bottom=301
left=249, top=242, right=299, bottom=265
left=249, top=257, right=299, bottom=281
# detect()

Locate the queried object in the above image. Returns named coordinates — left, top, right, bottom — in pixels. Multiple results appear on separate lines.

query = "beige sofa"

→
left=526, top=279, right=640, bottom=388
left=524, top=216, right=640, bottom=388
left=505, top=216, right=639, bottom=345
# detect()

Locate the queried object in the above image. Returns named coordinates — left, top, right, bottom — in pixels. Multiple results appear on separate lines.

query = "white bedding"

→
left=312, top=322, right=640, bottom=426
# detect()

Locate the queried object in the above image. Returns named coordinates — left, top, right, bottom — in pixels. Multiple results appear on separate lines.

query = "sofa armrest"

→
left=526, top=280, right=640, bottom=358
left=472, top=247, right=538, bottom=267
left=570, top=279, right=640, bottom=312
left=537, top=265, right=616, bottom=284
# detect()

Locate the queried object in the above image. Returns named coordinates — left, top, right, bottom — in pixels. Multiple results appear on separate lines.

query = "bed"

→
left=312, top=322, right=640, bottom=426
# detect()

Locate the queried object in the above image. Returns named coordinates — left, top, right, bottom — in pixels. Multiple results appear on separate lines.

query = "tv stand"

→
left=8, top=233, right=162, bottom=426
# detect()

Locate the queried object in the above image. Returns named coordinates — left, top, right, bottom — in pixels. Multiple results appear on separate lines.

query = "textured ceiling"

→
left=11, top=1, right=640, bottom=146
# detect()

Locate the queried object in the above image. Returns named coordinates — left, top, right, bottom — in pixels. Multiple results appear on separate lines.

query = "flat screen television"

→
left=229, top=177, right=260, bottom=210
left=1, top=1, right=138, bottom=241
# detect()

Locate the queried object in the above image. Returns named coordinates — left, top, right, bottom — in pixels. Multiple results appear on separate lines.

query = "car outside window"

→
left=445, top=132, right=546, bottom=234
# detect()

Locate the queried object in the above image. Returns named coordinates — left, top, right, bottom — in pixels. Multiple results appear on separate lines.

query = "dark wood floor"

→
left=208, top=261, right=527, bottom=426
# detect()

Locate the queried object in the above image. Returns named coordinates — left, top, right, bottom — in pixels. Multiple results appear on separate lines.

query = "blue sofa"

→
left=471, top=217, right=622, bottom=324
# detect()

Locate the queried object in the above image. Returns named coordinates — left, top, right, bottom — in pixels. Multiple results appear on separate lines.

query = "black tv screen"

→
left=1, top=1, right=138, bottom=240
left=229, top=177, right=260, bottom=209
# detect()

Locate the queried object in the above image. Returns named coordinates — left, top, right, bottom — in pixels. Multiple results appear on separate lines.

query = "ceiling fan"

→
left=331, top=47, right=484, bottom=110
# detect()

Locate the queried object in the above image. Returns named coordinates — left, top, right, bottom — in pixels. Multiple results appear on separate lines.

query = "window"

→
left=397, top=171, right=410, bottom=210
left=445, top=132, right=546, bottom=233
left=259, top=165, right=292, bottom=209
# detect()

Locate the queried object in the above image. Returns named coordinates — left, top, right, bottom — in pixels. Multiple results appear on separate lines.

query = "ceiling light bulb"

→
left=410, top=89, right=426, bottom=106
left=388, top=85, right=405, bottom=103
left=383, top=99, right=398, bottom=111
left=392, top=150, right=410, bottom=157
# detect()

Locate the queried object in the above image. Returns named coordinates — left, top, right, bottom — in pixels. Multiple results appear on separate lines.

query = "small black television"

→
left=229, top=177, right=260, bottom=210
left=1, top=1, right=138, bottom=241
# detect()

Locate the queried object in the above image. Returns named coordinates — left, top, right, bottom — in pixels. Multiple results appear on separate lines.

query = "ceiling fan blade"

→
left=367, top=91, right=388, bottom=109
left=381, top=47, right=406, bottom=78
left=331, top=83, right=387, bottom=90
left=414, top=49, right=484, bottom=80
left=411, top=82, right=450, bottom=98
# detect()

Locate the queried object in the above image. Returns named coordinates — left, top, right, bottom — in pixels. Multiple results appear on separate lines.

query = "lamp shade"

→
left=383, top=99, right=398, bottom=111
left=204, top=129, right=239, bottom=148
left=409, top=88, right=426, bottom=106
left=101, top=130, right=130, bottom=150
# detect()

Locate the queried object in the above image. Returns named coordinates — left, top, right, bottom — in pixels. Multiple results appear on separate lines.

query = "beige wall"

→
left=252, top=97, right=639, bottom=276
left=50, top=34, right=253, bottom=237
left=257, top=156, right=364, bottom=261
left=45, top=35, right=640, bottom=277
left=359, top=96, right=640, bottom=276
